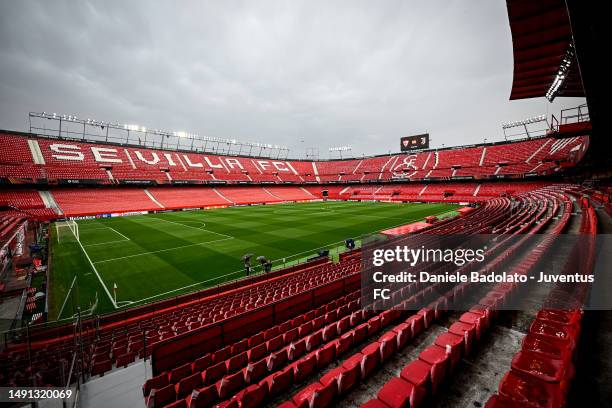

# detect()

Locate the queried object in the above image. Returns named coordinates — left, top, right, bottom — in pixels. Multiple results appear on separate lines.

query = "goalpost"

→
left=56, top=219, right=79, bottom=243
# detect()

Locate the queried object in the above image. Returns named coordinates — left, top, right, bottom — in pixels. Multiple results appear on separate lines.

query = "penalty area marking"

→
left=145, top=215, right=232, bottom=239
left=92, top=236, right=234, bottom=264
left=79, top=225, right=132, bottom=247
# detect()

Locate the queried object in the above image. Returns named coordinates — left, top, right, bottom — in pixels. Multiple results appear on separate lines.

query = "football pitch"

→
left=49, top=201, right=459, bottom=320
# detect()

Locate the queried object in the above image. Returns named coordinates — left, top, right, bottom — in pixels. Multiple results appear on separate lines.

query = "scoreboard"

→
left=400, top=133, right=429, bottom=151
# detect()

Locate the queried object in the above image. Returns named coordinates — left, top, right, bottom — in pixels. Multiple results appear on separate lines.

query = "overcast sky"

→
left=0, top=0, right=585, bottom=158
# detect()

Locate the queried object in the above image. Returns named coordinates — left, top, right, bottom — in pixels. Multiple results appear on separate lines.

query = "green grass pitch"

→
left=48, top=201, right=459, bottom=320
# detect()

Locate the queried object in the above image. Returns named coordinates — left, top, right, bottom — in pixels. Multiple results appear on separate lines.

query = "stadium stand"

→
left=0, top=133, right=588, bottom=185
left=51, top=189, right=162, bottom=217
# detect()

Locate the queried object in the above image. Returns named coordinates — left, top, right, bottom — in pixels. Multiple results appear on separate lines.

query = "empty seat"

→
left=377, top=377, right=426, bottom=408
left=146, top=384, right=176, bottom=408
left=217, top=371, right=246, bottom=400
left=292, top=354, right=317, bottom=384
left=321, top=365, right=359, bottom=395
left=418, top=345, right=449, bottom=393
left=169, top=363, right=193, bottom=384
left=262, top=366, right=293, bottom=397
left=434, top=332, right=463, bottom=369
left=293, top=381, right=336, bottom=408
left=361, top=342, right=381, bottom=379
left=176, top=372, right=203, bottom=399
left=226, top=352, right=248, bottom=373
left=143, top=373, right=169, bottom=397
left=244, top=360, right=268, bottom=384
left=235, top=383, right=268, bottom=408
left=400, top=359, right=431, bottom=390
left=202, top=362, right=227, bottom=385
left=315, top=342, right=336, bottom=369
left=185, top=385, right=218, bottom=408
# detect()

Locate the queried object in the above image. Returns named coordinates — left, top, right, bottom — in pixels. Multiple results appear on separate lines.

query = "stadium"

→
left=0, top=1, right=608, bottom=407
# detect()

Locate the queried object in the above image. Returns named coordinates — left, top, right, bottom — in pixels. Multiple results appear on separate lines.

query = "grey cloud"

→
left=0, top=0, right=586, bottom=158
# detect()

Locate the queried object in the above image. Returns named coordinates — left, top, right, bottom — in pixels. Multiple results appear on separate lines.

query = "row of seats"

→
left=1, top=183, right=553, bottom=219
left=486, top=196, right=596, bottom=408
left=2, top=258, right=361, bottom=387
left=143, top=292, right=362, bottom=407
left=0, top=133, right=587, bottom=184
left=271, top=187, right=580, bottom=408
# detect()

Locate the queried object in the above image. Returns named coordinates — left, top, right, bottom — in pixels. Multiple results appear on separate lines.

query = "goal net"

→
left=56, top=220, right=79, bottom=243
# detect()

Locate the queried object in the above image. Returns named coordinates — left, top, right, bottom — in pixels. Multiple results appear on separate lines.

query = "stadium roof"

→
left=507, top=0, right=584, bottom=101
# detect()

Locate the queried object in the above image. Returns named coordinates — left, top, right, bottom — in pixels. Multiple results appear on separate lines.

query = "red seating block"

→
left=293, top=381, right=336, bottom=408
left=226, top=351, right=248, bottom=373
left=176, top=372, right=203, bottom=399
left=212, top=346, right=231, bottom=364
left=185, top=385, right=218, bottom=408
left=321, top=366, right=359, bottom=396
left=231, top=339, right=248, bottom=355
left=217, top=371, right=246, bottom=400
left=292, top=353, right=317, bottom=384
left=248, top=343, right=268, bottom=363
left=202, top=361, right=227, bottom=385
left=169, top=363, right=193, bottom=384
left=267, top=335, right=284, bottom=352
left=267, top=349, right=289, bottom=372
left=315, top=342, right=336, bottom=369
left=361, top=342, right=381, bottom=379
left=165, top=399, right=187, bottom=408
left=377, top=377, right=426, bottom=408
left=406, top=315, right=424, bottom=337
left=434, top=332, right=463, bottom=369
left=143, top=372, right=169, bottom=397
left=521, top=334, right=572, bottom=364
left=484, top=394, right=540, bottom=408
left=379, top=331, right=398, bottom=362
left=91, top=358, right=112, bottom=377
left=459, top=312, right=485, bottom=341
left=499, top=370, right=564, bottom=408
left=353, top=323, right=369, bottom=344
left=334, top=332, right=354, bottom=357
left=322, top=324, right=338, bottom=342
left=400, top=359, right=431, bottom=390
left=262, top=366, right=293, bottom=397
left=284, top=328, right=299, bottom=344
left=244, top=359, right=268, bottom=384
left=306, top=330, right=323, bottom=352
left=288, top=339, right=307, bottom=361
left=391, top=322, right=412, bottom=350
left=146, top=384, right=176, bottom=408
left=362, top=399, right=391, bottom=408
left=192, top=354, right=212, bottom=373
left=235, top=383, right=268, bottom=408
left=418, top=345, right=449, bottom=393
left=511, top=351, right=565, bottom=383
left=448, top=321, right=476, bottom=355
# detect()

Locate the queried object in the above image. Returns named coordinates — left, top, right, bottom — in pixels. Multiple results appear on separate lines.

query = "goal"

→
left=56, top=220, right=79, bottom=243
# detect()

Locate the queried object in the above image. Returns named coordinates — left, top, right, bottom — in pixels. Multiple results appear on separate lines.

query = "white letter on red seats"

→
left=50, top=144, right=84, bottom=161
left=92, top=147, right=122, bottom=163
left=135, top=150, right=160, bottom=165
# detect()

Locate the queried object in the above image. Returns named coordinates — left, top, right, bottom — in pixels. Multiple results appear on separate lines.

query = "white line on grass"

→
left=57, top=275, right=77, bottom=320
left=146, top=215, right=233, bottom=239
left=92, top=236, right=234, bottom=264
left=108, top=226, right=130, bottom=241
left=70, top=226, right=118, bottom=308
left=83, top=239, right=130, bottom=247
